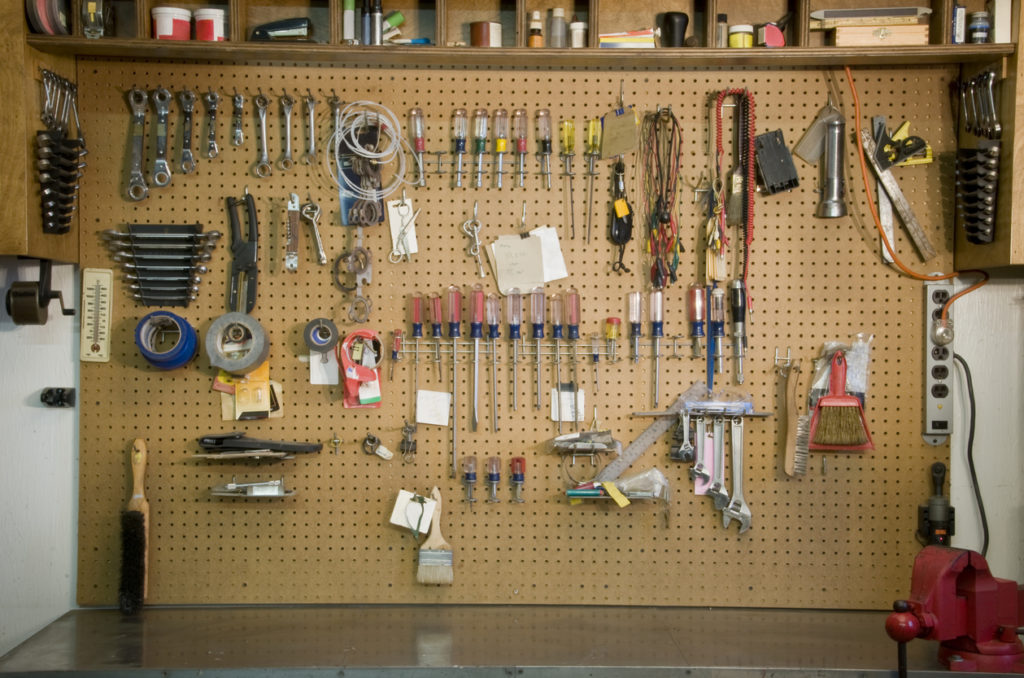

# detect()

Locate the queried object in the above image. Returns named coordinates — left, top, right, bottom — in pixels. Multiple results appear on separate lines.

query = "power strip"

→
left=923, top=280, right=954, bottom=445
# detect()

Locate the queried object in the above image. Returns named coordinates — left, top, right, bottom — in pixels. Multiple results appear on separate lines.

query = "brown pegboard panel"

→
left=76, top=58, right=953, bottom=609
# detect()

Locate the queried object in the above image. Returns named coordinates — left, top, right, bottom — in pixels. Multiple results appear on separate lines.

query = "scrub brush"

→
left=119, top=438, right=148, bottom=614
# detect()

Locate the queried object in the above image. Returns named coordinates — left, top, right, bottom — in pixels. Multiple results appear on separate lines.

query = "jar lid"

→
left=729, top=24, right=753, bottom=33
left=969, top=11, right=990, bottom=19
left=553, top=7, right=565, bottom=18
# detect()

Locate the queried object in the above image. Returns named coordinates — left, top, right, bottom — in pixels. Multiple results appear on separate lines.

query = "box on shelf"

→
left=829, top=24, right=929, bottom=46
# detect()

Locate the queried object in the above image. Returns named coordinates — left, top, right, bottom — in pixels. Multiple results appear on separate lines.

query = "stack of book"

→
left=812, top=6, right=931, bottom=46
left=598, top=28, right=657, bottom=48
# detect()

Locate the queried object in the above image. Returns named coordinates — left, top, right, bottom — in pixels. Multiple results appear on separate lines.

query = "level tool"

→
left=80, top=268, right=113, bottom=362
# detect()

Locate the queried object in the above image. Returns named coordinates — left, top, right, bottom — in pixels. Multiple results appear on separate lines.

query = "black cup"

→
left=661, top=12, right=689, bottom=47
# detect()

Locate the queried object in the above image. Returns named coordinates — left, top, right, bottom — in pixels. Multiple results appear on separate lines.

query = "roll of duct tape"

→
left=205, top=312, right=270, bottom=374
left=135, top=310, right=198, bottom=369
left=303, top=317, right=339, bottom=353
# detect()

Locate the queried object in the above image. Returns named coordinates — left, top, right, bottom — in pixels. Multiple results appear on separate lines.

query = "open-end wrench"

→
left=149, top=87, right=172, bottom=187
left=981, top=71, right=1001, bottom=139
left=688, top=414, right=710, bottom=483
left=126, top=87, right=149, bottom=201
left=301, top=197, right=327, bottom=265
left=706, top=415, right=730, bottom=510
left=253, top=92, right=272, bottom=178
left=231, top=91, right=245, bottom=146
left=723, top=416, right=752, bottom=533
left=178, top=89, right=197, bottom=174
left=202, top=89, right=220, bottom=158
left=278, top=90, right=295, bottom=171
left=302, top=89, right=318, bottom=165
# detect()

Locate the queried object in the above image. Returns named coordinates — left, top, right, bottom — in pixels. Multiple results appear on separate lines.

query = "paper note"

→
left=416, top=389, right=452, bottom=426
left=309, top=350, right=340, bottom=385
left=531, top=226, right=569, bottom=282
left=487, top=234, right=545, bottom=295
left=550, top=388, right=585, bottom=422
left=600, top=107, right=638, bottom=158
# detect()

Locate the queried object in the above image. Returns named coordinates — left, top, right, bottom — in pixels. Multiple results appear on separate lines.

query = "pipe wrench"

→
left=227, top=190, right=258, bottom=313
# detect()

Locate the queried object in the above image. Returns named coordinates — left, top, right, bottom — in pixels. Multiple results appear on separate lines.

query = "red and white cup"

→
left=151, top=6, right=191, bottom=40
left=194, top=8, right=227, bottom=41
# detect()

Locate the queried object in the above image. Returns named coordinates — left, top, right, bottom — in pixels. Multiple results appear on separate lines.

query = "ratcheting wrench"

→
left=253, top=92, right=272, bottom=178
left=231, top=91, right=245, bottom=146
left=278, top=90, right=295, bottom=171
left=150, top=87, right=173, bottom=187
left=707, top=415, right=730, bottom=510
left=126, top=87, right=149, bottom=201
left=723, top=416, right=752, bottom=533
left=302, top=89, right=318, bottom=165
left=202, top=89, right=220, bottom=159
left=178, top=89, right=197, bottom=174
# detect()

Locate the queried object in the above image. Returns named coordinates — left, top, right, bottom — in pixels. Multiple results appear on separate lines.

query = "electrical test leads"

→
left=512, top=108, right=528, bottom=187
left=408, top=107, right=426, bottom=186
left=492, top=108, right=508, bottom=188
left=535, top=109, right=552, bottom=190
left=451, top=108, right=468, bottom=188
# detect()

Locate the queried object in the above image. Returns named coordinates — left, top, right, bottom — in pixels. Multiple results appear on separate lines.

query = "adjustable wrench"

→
left=178, top=89, right=197, bottom=174
left=278, top=90, right=295, bottom=171
left=126, top=87, right=149, bottom=201
left=688, top=414, right=710, bottom=483
left=202, top=89, right=220, bottom=158
left=706, top=415, right=730, bottom=510
left=285, top=192, right=300, bottom=271
left=302, top=89, right=318, bottom=165
left=231, top=91, right=245, bottom=146
left=722, top=416, right=752, bottom=533
left=253, top=92, right=272, bottom=178
left=301, top=197, right=327, bottom=265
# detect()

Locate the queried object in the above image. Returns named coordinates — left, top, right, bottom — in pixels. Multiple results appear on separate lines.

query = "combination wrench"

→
left=302, top=89, right=318, bottom=165
left=722, top=416, right=752, bottom=533
left=126, top=87, right=149, bottom=201
left=706, top=415, right=730, bottom=510
left=178, top=89, right=197, bottom=174
left=253, top=92, right=272, bottom=178
left=278, top=90, right=295, bottom=171
left=150, top=88, right=173, bottom=187
left=231, top=91, right=245, bottom=146
left=202, top=89, right=220, bottom=158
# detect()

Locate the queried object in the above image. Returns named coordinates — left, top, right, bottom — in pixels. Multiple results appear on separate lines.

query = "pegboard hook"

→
left=774, top=348, right=792, bottom=374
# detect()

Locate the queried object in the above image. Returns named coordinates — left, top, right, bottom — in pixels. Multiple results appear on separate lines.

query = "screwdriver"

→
left=470, top=284, right=484, bottom=432
left=730, top=279, right=747, bottom=384
left=560, top=118, right=576, bottom=238
left=628, top=290, right=643, bottom=364
left=492, top=108, right=509, bottom=188
left=550, top=292, right=564, bottom=433
left=486, top=292, right=501, bottom=432
left=605, top=316, right=621, bottom=363
left=462, top=455, right=477, bottom=510
left=591, top=333, right=600, bottom=393
left=485, top=456, right=501, bottom=503
left=585, top=117, right=601, bottom=244
left=429, top=292, right=443, bottom=381
left=650, top=289, right=664, bottom=407
left=687, top=281, right=705, bottom=358
left=389, top=329, right=403, bottom=381
left=512, top=108, right=528, bottom=188
left=565, top=287, right=581, bottom=428
left=409, top=107, right=426, bottom=186
left=507, top=287, right=522, bottom=411
left=452, top=107, right=467, bottom=188
left=411, top=294, right=423, bottom=416
left=536, top=109, right=552, bottom=190
left=446, top=284, right=462, bottom=477
left=710, top=286, right=726, bottom=376
left=472, top=108, right=489, bottom=189
left=510, top=456, right=526, bottom=503
left=530, top=286, right=546, bottom=410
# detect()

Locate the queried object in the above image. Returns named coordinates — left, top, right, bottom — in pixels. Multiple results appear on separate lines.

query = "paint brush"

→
left=416, top=486, right=453, bottom=585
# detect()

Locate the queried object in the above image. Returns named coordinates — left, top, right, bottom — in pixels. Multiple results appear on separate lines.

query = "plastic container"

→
left=548, top=7, right=566, bottom=48
left=728, top=24, right=753, bottom=48
left=152, top=6, right=191, bottom=40
left=194, top=8, right=226, bottom=41
left=968, top=11, right=990, bottom=43
left=569, top=19, right=586, bottom=48
left=528, top=11, right=543, bottom=47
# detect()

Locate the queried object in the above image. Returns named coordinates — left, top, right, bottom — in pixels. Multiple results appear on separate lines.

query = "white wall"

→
left=0, top=257, right=78, bottom=656
left=950, top=275, right=1024, bottom=583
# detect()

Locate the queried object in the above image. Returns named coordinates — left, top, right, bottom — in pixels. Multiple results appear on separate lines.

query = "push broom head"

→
left=809, top=351, right=874, bottom=452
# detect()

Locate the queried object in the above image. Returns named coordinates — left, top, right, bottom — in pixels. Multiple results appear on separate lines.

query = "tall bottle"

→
left=548, top=8, right=567, bottom=48
left=528, top=11, right=544, bottom=47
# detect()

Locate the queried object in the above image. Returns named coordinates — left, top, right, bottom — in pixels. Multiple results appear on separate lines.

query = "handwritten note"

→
left=486, top=227, right=568, bottom=295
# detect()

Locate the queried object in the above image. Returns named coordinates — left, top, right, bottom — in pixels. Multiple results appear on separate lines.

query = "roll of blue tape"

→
left=135, top=310, right=198, bottom=370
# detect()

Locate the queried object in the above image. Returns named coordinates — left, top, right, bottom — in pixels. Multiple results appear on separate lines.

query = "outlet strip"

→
left=923, top=280, right=954, bottom=445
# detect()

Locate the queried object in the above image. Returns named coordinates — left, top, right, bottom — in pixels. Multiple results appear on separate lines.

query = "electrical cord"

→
left=844, top=66, right=988, bottom=320
left=953, top=352, right=988, bottom=558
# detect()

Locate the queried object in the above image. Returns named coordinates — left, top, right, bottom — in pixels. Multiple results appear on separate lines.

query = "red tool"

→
left=808, top=350, right=874, bottom=451
left=886, top=546, right=1024, bottom=675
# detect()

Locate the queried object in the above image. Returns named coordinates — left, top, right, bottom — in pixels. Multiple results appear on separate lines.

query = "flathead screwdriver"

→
left=446, top=285, right=462, bottom=477
left=507, top=287, right=522, bottom=411
left=536, top=109, right=552, bottom=190
left=530, top=286, right=546, bottom=410
left=650, top=289, right=664, bottom=408
left=628, top=290, right=643, bottom=364
left=470, top=284, right=484, bottom=432
left=472, top=108, right=488, bottom=189
left=452, top=108, right=467, bottom=188
left=493, top=108, right=508, bottom=188
left=430, top=293, right=443, bottom=381
left=512, top=108, right=528, bottom=188
left=486, top=292, right=501, bottom=432
left=565, top=287, right=581, bottom=428
left=550, top=292, right=564, bottom=432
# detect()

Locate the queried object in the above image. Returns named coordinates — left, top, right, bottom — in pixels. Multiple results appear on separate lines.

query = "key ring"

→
left=461, top=200, right=482, bottom=256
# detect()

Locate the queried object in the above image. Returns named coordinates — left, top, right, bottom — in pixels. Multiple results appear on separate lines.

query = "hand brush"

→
left=119, top=438, right=149, bottom=614
left=783, top=358, right=808, bottom=476
left=416, top=486, right=453, bottom=585
left=809, top=351, right=874, bottom=451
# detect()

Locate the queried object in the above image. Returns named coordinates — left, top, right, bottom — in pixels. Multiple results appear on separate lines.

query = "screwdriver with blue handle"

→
left=486, top=293, right=501, bottom=432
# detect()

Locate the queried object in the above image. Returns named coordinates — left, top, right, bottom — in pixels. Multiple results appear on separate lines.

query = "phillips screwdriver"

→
left=530, top=286, right=546, bottom=410
left=462, top=455, right=477, bottom=510
left=550, top=292, right=564, bottom=433
left=536, top=109, right=552, bottom=190
left=650, top=289, right=664, bottom=407
left=565, top=287, right=581, bottom=428
left=486, top=292, right=501, bottom=432
left=687, top=282, right=705, bottom=358
left=389, top=329, right=403, bottom=380
left=409, top=107, right=426, bottom=186
left=510, top=456, right=526, bottom=502
left=710, top=286, right=726, bottom=375
left=591, top=333, right=600, bottom=393
left=470, top=284, right=484, bottom=432
left=446, top=285, right=462, bottom=477
left=628, top=290, right=643, bottom=364
left=452, top=108, right=468, bottom=188
left=472, top=108, right=489, bottom=189
left=560, top=118, right=576, bottom=238
left=430, top=292, right=443, bottom=381
left=507, top=287, right=522, bottom=411
left=485, top=456, right=501, bottom=503
left=584, top=117, right=601, bottom=244
left=492, top=108, right=508, bottom=188
left=730, top=279, right=747, bottom=384
left=605, top=316, right=621, bottom=364
left=512, top=108, right=528, bottom=188
left=411, top=293, right=423, bottom=415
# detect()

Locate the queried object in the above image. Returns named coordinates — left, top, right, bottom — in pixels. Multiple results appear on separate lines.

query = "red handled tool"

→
left=808, top=350, right=873, bottom=451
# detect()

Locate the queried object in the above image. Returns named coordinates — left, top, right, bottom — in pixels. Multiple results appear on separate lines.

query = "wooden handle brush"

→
left=783, top=359, right=808, bottom=476
left=119, top=438, right=149, bottom=614
left=416, top=486, right=453, bottom=585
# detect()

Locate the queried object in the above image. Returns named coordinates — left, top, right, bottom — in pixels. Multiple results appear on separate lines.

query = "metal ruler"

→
left=872, top=117, right=895, bottom=264
left=594, top=393, right=688, bottom=482
left=860, top=130, right=937, bottom=261
left=80, top=268, right=113, bottom=362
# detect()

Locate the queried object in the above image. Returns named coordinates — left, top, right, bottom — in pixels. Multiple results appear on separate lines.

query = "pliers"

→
left=227, top=189, right=258, bottom=313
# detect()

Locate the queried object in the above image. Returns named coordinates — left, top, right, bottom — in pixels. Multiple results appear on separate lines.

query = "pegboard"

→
left=76, top=57, right=954, bottom=609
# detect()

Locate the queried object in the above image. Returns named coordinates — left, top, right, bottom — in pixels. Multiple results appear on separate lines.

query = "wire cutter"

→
left=227, top=189, right=258, bottom=313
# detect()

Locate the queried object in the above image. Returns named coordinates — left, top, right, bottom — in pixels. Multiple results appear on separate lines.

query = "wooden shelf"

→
left=26, top=35, right=1014, bottom=67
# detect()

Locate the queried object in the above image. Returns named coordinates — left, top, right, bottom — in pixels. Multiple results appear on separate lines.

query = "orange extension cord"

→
left=844, top=66, right=988, bottom=320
